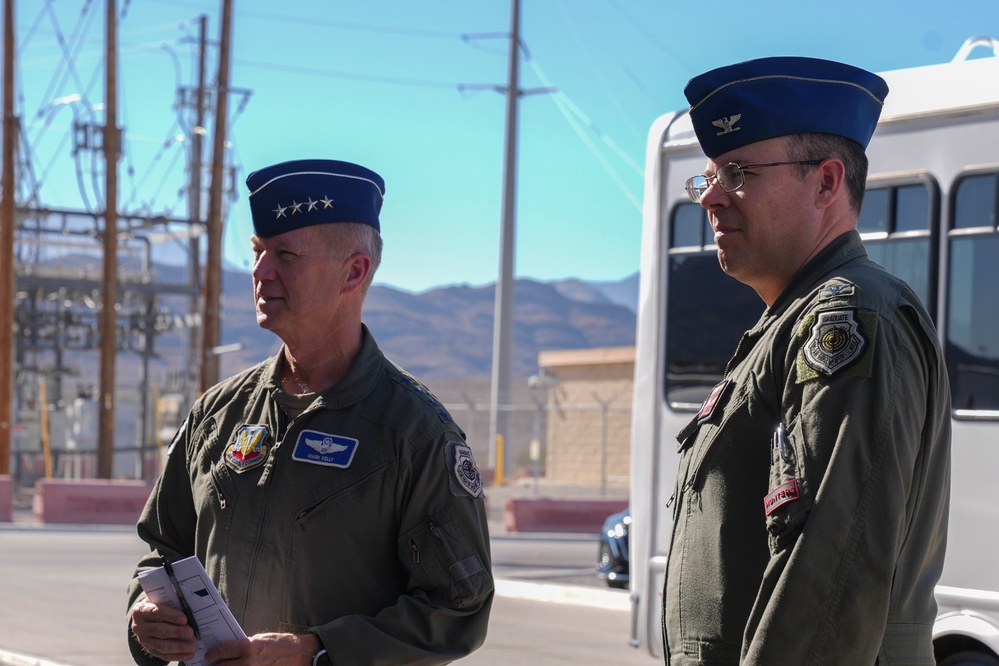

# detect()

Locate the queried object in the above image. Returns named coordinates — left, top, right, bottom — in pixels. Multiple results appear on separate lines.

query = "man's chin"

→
left=256, top=313, right=277, bottom=331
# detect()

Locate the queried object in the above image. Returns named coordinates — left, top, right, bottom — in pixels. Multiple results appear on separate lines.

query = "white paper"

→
left=138, top=555, right=246, bottom=666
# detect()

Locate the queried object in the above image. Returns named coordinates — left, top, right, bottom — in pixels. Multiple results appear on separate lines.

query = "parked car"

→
left=596, top=508, right=630, bottom=589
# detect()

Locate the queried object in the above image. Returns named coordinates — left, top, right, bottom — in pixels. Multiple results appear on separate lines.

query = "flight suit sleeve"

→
left=125, top=414, right=201, bottom=666
left=742, top=304, right=948, bottom=665
left=309, top=431, right=494, bottom=665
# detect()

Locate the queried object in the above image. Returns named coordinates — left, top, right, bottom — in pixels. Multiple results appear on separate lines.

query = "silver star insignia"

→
left=320, top=196, right=334, bottom=209
left=273, top=205, right=288, bottom=219
left=290, top=200, right=303, bottom=214
left=305, top=197, right=318, bottom=211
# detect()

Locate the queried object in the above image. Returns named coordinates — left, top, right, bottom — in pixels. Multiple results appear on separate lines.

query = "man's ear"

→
left=815, top=158, right=846, bottom=210
left=342, top=253, right=372, bottom=295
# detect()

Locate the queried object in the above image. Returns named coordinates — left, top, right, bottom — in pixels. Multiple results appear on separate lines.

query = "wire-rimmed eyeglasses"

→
left=685, top=160, right=825, bottom=203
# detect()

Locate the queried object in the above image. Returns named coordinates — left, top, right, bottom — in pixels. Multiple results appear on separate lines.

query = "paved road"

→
left=0, top=524, right=657, bottom=666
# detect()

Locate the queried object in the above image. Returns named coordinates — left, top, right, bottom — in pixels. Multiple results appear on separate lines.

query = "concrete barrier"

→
left=0, top=475, right=12, bottom=522
left=33, top=479, right=152, bottom=525
left=503, top=496, right=628, bottom=534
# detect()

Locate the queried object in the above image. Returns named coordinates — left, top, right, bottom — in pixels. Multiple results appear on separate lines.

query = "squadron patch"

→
left=291, top=430, right=358, bottom=468
left=801, top=309, right=868, bottom=376
left=446, top=441, right=483, bottom=498
left=224, top=425, right=270, bottom=473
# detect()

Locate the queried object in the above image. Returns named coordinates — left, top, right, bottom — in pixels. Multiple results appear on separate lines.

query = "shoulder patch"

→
left=224, top=425, right=270, bottom=473
left=796, top=309, right=878, bottom=382
left=445, top=441, right=483, bottom=498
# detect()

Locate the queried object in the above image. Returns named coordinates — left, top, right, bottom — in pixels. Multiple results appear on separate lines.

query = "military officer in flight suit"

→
left=662, top=58, right=951, bottom=665
left=127, top=159, right=493, bottom=666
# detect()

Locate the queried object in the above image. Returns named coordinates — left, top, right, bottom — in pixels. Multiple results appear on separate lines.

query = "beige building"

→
left=537, top=347, right=635, bottom=488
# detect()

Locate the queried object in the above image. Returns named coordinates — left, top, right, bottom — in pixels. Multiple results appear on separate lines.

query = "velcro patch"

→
left=764, top=479, right=801, bottom=516
left=818, top=281, right=855, bottom=301
left=291, top=430, right=358, bottom=468
left=224, top=425, right=270, bottom=473
left=446, top=441, right=483, bottom=498
left=697, top=380, right=731, bottom=424
left=797, top=309, right=877, bottom=382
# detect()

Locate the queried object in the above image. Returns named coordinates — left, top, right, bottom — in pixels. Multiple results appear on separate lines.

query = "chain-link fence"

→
left=8, top=392, right=634, bottom=495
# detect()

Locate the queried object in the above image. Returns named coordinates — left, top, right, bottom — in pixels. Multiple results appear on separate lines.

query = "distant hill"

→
left=213, top=268, right=639, bottom=380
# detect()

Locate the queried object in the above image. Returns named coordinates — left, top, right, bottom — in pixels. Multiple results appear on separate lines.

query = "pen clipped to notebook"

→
left=161, top=555, right=201, bottom=639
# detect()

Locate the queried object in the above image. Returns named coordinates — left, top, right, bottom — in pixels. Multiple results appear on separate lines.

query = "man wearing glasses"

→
left=662, top=58, right=951, bottom=664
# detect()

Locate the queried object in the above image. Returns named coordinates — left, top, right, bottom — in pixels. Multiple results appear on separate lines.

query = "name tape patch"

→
left=291, top=429, right=358, bottom=468
left=697, top=380, right=731, bottom=424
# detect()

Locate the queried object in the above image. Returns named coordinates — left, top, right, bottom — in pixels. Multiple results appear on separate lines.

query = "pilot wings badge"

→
left=224, top=425, right=270, bottom=473
left=291, top=429, right=358, bottom=468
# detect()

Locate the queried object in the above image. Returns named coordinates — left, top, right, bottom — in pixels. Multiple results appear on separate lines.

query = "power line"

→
left=235, top=58, right=463, bottom=90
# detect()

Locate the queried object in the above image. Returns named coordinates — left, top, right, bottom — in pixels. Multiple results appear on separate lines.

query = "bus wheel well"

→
left=935, top=635, right=999, bottom=665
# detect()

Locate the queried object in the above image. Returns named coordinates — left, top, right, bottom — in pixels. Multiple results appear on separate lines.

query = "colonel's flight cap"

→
left=246, top=159, right=385, bottom=237
left=683, top=56, right=889, bottom=159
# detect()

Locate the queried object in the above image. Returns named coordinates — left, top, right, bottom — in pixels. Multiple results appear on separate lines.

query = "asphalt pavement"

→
left=0, top=480, right=657, bottom=666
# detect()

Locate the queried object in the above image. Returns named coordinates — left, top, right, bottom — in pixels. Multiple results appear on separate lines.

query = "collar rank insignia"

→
left=225, top=425, right=270, bottom=473
left=446, top=441, right=483, bottom=498
left=291, top=429, right=358, bottom=468
left=803, top=309, right=867, bottom=375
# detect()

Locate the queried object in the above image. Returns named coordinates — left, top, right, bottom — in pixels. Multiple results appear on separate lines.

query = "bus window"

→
left=947, top=172, right=999, bottom=414
left=895, top=185, right=931, bottom=233
left=952, top=173, right=998, bottom=230
left=664, top=203, right=761, bottom=409
left=860, top=179, right=938, bottom=317
left=671, top=200, right=711, bottom=248
left=858, top=188, right=890, bottom=234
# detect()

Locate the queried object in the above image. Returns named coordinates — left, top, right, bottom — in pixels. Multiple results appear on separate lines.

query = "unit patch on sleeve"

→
left=291, top=430, right=358, bottom=468
left=796, top=308, right=878, bottom=382
left=446, top=441, right=483, bottom=498
left=224, top=425, right=270, bottom=473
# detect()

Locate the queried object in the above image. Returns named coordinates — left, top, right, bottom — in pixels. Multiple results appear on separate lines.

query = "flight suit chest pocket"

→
left=764, top=417, right=812, bottom=554
left=675, top=379, right=749, bottom=479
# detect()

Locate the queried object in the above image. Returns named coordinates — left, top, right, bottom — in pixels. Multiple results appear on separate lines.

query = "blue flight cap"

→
left=684, top=56, right=889, bottom=158
left=246, top=159, right=385, bottom=237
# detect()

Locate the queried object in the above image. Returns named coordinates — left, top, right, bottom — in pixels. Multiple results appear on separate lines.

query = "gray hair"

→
left=318, top=223, right=383, bottom=294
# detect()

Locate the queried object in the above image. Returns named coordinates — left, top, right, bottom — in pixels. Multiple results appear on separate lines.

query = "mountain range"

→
left=215, top=268, right=639, bottom=380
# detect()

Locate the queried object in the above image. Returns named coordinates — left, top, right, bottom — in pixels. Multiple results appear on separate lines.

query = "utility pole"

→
left=0, top=0, right=16, bottom=475
left=98, top=0, right=121, bottom=479
left=487, top=0, right=522, bottom=474
left=188, top=14, right=207, bottom=398
left=200, top=0, right=232, bottom=393
left=486, top=0, right=552, bottom=476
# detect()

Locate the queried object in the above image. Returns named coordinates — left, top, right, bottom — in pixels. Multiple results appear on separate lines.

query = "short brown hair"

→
left=785, top=133, right=869, bottom=215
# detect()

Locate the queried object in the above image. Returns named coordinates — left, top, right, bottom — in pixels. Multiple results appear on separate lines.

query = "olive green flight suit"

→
left=662, top=231, right=951, bottom=665
left=127, top=325, right=493, bottom=665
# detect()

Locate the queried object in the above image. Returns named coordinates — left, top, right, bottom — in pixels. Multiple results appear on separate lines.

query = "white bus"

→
left=628, top=37, right=999, bottom=664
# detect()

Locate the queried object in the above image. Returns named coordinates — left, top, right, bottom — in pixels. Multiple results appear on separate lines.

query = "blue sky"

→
left=15, top=0, right=999, bottom=293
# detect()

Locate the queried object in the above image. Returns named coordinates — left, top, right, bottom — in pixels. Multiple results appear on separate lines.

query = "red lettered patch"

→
left=764, top=479, right=801, bottom=516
